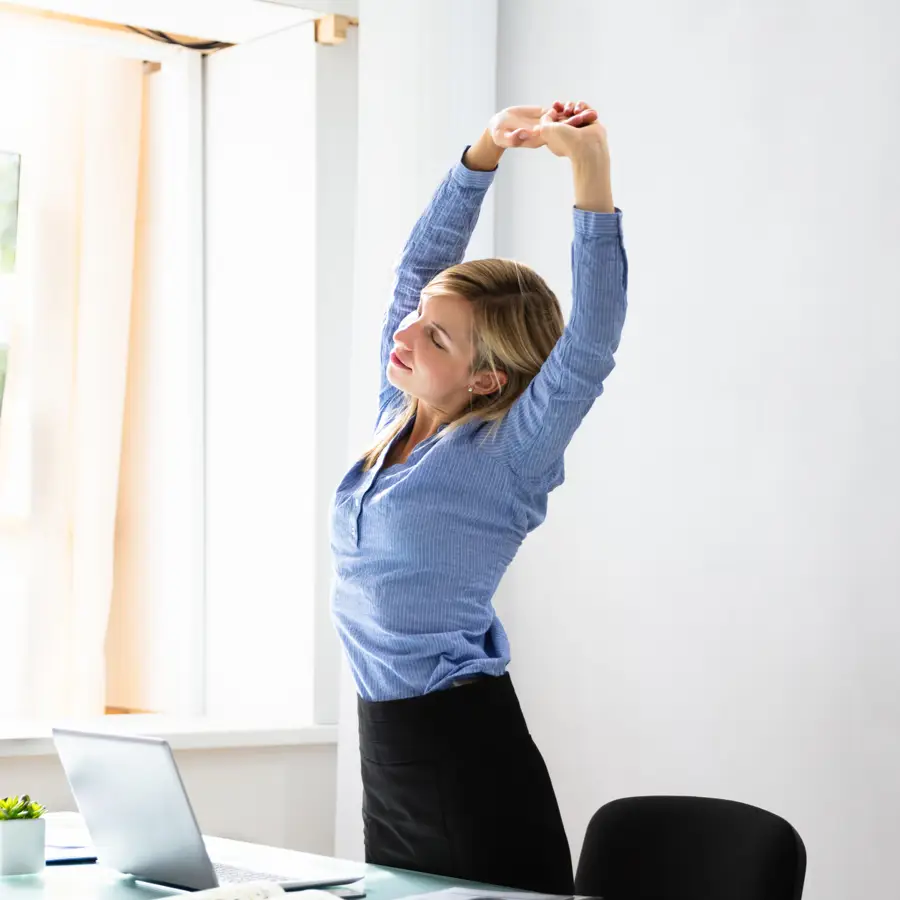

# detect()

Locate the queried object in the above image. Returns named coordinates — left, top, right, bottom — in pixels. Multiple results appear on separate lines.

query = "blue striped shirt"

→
left=331, top=151, right=628, bottom=702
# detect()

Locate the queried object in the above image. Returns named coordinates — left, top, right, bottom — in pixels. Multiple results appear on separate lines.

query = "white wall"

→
left=205, top=20, right=318, bottom=723
left=334, top=0, right=498, bottom=860
left=493, top=1, right=900, bottom=897
left=313, top=23, right=359, bottom=727
left=204, top=21, right=356, bottom=724
left=1, top=744, right=336, bottom=854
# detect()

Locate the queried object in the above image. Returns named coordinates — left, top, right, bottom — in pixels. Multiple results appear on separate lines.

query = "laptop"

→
left=52, top=728, right=365, bottom=892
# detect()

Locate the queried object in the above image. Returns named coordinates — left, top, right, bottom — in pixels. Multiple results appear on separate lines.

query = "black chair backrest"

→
left=575, top=796, right=806, bottom=900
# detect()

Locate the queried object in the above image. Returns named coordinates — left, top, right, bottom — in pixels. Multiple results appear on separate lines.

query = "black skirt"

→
left=358, top=674, right=574, bottom=894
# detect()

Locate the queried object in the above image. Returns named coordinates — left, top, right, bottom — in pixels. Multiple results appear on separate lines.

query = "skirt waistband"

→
left=357, top=673, right=530, bottom=763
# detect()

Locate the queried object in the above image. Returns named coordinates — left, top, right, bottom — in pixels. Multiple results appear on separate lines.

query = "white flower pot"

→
left=0, top=818, right=46, bottom=876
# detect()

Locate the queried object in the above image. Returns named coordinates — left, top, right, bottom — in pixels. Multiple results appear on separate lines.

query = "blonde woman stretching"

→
left=331, top=100, right=628, bottom=892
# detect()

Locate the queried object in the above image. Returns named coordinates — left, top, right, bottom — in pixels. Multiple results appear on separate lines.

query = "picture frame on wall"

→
left=0, top=344, right=7, bottom=419
left=0, top=150, right=20, bottom=276
left=0, top=150, right=19, bottom=420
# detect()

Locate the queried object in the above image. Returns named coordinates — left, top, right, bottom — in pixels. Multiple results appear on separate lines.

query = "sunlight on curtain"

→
left=0, top=34, right=143, bottom=718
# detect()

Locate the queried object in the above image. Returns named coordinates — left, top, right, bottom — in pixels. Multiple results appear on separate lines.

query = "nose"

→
left=393, top=318, right=418, bottom=349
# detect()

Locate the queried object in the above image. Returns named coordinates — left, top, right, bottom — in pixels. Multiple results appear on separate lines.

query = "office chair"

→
left=574, top=795, right=806, bottom=900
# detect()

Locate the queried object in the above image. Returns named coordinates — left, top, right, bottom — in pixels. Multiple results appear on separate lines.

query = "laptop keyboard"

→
left=214, top=862, right=290, bottom=885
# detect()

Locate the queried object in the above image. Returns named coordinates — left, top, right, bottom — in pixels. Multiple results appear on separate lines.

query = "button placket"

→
left=350, top=425, right=404, bottom=549
left=350, top=472, right=377, bottom=548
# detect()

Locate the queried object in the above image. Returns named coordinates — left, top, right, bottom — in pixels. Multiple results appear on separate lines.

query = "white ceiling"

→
left=8, top=0, right=357, bottom=43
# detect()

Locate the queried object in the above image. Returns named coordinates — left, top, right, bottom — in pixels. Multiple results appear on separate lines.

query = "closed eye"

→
left=416, top=304, right=449, bottom=349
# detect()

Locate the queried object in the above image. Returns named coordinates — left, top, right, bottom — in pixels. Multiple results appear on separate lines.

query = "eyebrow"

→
left=416, top=296, right=456, bottom=344
left=431, top=321, right=454, bottom=343
left=418, top=301, right=455, bottom=344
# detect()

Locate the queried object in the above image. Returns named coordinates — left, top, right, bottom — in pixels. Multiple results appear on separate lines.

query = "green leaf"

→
left=0, top=795, right=46, bottom=819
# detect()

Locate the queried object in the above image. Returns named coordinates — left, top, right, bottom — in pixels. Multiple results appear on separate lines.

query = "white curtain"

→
left=0, top=38, right=143, bottom=718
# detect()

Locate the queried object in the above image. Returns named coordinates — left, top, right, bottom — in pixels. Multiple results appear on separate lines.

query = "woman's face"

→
left=387, top=293, right=478, bottom=413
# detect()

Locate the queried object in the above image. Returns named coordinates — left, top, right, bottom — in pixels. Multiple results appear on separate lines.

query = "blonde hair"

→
left=362, top=258, right=564, bottom=470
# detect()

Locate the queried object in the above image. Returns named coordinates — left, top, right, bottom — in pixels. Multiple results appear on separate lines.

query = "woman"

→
left=331, top=100, right=628, bottom=893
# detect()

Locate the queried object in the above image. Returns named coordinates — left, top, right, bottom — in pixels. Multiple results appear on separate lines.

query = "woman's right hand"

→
left=490, top=102, right=598, bottom=149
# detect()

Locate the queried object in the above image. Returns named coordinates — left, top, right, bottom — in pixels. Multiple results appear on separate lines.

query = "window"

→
left=0, top=31, right=177, bottom=720
left=0, top=19, right=213, bottom=723
left=0, top=10, right=350, bottom=726
left=0, top=146, right=30, bottom=716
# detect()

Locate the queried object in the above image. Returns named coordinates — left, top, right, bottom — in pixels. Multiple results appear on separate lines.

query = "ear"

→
left=470, top=368, right=508, bottom=396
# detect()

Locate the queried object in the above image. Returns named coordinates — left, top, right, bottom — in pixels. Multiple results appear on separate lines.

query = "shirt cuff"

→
left=573, top=206, right=624, bottom=237
left=450, top=145, right=499, bottom=189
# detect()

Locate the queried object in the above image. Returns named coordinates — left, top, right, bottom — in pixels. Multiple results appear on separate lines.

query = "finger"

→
left=553, top=100, right=566, bottom=112
left=573, top=110, right=598, bottom=127
left=568, top=109, right=598, bottom=127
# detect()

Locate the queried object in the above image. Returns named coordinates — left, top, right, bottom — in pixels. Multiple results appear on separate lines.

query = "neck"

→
left=411, top=402, right=447, bottom=440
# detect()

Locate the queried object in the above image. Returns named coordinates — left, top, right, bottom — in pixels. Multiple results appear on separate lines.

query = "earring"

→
left=468, top=386, right=473, bottom=393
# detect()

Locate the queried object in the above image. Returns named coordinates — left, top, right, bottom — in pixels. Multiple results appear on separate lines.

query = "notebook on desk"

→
left=45, top=811, right=98, bottom=865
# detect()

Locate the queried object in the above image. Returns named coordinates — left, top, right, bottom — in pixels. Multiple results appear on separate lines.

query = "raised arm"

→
left=490, top=113, right=628, bottom=479
left=376, top=107, right=569, bottom=429
left=375, top=134, right=499, bottom=427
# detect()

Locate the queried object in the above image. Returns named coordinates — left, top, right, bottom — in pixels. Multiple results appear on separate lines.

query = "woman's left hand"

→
left=538, top=101, right=608, bottom=159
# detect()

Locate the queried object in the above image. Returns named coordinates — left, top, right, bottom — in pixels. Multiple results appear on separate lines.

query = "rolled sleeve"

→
left=451, top=146, right=500, bottom=189
left=573, top=206, right=624, bottom=238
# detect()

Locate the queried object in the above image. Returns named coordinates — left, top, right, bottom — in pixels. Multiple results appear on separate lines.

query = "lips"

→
left=390, top=350, right=412, bottom=371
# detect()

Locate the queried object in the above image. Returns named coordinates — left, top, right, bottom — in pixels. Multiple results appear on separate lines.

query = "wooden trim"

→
left=315, top=14, right=358, bottom=46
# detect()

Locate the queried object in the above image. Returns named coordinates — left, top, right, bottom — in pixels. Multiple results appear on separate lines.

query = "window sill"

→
left=0, top=716, right=338, bottom=758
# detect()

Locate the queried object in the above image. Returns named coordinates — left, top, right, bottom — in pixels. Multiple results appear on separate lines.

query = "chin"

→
left=386, top=365, right=411, bottom=390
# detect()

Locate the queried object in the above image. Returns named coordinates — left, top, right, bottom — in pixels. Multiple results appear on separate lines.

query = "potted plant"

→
left=0, top=795, right=47, bottom=876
